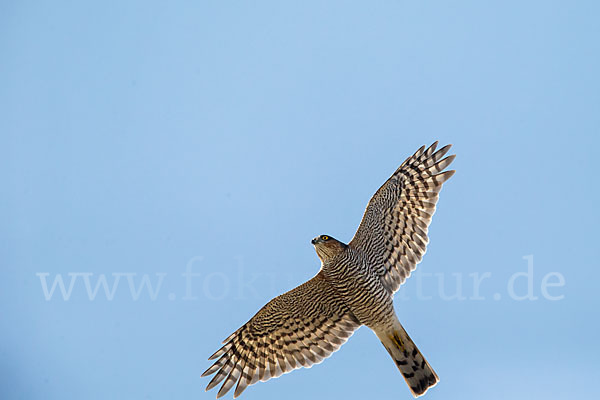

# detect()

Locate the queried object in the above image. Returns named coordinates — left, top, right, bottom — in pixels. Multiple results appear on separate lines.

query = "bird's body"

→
left=203, top=142, right=455, bottom=398
left=321, top=244, right=394, bottom=329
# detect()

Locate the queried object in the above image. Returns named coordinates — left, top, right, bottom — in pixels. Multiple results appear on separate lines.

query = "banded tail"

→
left=376, top=319, right=439, bottom=397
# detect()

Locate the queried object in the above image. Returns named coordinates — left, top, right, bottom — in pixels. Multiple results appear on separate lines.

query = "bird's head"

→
left=311, top=234, right=347, bottom=264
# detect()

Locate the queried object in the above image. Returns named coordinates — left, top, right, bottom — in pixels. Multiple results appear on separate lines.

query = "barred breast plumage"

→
left=320, top=246, right=394, bottom=329
left=203, top=141, right=455, bottom=398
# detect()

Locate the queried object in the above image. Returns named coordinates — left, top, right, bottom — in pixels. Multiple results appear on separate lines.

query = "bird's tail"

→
left=376, top=319, right=439, bottom=397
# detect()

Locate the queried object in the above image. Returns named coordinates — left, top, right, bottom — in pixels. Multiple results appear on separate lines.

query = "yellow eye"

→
left=321, top=235, right=329, bottom=241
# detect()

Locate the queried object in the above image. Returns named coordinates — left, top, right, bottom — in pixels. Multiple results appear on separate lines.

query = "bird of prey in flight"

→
left=203, top=142, right=455, bottom=398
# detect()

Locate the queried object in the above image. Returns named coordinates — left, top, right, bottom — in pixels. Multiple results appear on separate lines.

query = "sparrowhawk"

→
left=203, top=142, right=455, bottom=398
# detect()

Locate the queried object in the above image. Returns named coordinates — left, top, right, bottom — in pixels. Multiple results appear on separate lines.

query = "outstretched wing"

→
left=350, top=141, right=455, bottom=294
left=202, top=273, right=361, bottom=398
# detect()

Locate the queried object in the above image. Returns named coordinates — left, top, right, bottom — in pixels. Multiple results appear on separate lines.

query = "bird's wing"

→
left=202, top=272, right=361, bottom=398
left=350, top=141, right=455, bottom=294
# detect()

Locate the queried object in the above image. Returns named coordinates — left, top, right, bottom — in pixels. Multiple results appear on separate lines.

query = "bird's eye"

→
left=321, top=235, right=329, bottom=241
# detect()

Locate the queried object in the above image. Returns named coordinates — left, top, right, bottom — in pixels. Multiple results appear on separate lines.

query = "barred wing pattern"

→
left=202, top=273, right=361, bottom=398
left=350, top=142, right=455, bottom=294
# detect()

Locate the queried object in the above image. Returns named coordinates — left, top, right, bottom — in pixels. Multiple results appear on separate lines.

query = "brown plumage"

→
left=311, top=234, right=347, bottom=264
left=203, top=141, right=455, bottom=398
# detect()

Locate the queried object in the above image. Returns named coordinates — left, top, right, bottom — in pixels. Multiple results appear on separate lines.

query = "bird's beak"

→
left=311, top=237, right=318, bottom=245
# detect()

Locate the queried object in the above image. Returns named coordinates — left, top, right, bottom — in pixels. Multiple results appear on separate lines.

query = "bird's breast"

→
left=322, top=249, right=394, bottom=327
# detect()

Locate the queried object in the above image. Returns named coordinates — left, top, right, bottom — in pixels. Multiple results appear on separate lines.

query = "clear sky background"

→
left=1, top=1, right=599, bottom=399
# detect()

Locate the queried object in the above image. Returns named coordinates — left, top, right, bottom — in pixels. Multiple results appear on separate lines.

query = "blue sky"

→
left=1, top=1, right=599, bottom=399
